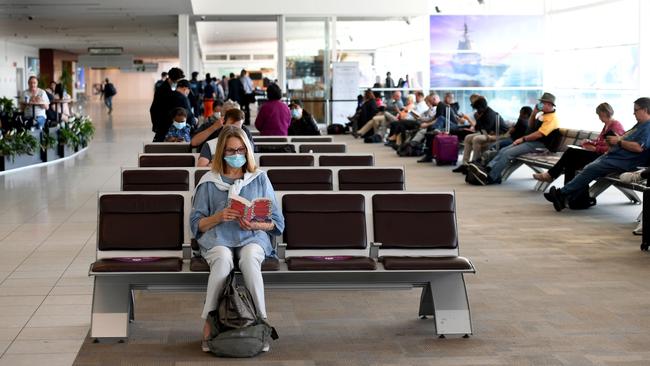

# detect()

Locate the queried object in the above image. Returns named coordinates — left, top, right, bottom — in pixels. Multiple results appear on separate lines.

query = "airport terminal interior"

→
left=1, top=0, right=650, bottom=365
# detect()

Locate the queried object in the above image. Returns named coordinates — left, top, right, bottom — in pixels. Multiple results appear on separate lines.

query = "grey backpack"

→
left=206, top=271, right=278, bottom=357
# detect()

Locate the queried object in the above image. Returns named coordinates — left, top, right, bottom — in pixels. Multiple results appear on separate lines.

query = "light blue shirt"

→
left=190, top=172, right=284, bottom=257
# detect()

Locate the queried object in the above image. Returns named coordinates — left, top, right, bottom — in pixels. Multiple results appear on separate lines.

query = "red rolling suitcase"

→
left=432, top=106, right=459, bottom=165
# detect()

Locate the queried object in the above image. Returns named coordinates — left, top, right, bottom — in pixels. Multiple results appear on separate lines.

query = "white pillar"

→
left=178, top=14, right=190, bottom=73
left=640, top=0, right=650, bottom=96
left=277, top=15, right=286, bottom=93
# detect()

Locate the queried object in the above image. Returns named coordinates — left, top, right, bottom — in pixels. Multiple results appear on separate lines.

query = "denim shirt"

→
left=190, top=172, right=284, bottom=257
left=602, top=120, right=650, bottom=170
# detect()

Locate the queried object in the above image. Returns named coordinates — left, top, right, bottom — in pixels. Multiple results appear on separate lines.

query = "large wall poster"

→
left=430, top=15, right=544, bottom=88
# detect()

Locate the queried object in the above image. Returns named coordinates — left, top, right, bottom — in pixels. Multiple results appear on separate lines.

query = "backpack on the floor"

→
left=206, top=271, right=278, bottom=358
left=397, top=140, right=424, bottom=157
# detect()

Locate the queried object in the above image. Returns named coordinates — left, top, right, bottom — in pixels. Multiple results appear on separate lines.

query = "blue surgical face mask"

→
left=173, top=120, right=186, bottom=129
left=291, top=108, right=302, bottom=119
left=224, top=154, right=246, bottom=169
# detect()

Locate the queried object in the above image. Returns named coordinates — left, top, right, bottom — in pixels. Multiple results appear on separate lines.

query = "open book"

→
left=228, top=194, right=273, bottom=222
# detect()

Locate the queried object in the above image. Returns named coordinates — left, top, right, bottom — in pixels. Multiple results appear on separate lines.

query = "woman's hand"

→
left=219, top=208, right=241, bottom=222
left=581, top=141, right=597, bottom=151
left=606, top=135, right=621, bottom=146
left=239, top=218, right=274, bottom=231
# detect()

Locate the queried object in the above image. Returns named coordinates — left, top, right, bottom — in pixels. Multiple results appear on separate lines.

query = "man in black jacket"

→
left=169, top=79, right=196, bottom=128
left=150, top=67, right=184, bottom=142
left=227, top=72, right=245, bottom=106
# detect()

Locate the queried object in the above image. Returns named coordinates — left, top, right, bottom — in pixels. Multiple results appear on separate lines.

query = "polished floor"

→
left=2, top=99, right=650, bottom=365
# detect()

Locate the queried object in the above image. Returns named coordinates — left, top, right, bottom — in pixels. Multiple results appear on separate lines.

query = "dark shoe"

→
left=468, top=164, right=492, bottom=185
left=452, top=165, right=468, bottom=174
left=417, top=156, right=433, bottom=163
left=543, top=186, right=556, bottom=203
left=352, top=132, right=360, bottom=139
left=546, top=186, right=566, bottom=212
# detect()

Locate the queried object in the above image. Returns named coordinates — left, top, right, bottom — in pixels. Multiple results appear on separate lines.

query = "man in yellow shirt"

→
left=469, top=92, right=561, bottom=185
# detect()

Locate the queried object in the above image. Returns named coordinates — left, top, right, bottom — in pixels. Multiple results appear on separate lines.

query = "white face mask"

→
left=213, top=112, right=221, bottom=119
left=173, top=120, right=186, bottom=129
left=171, top=82, right=177, bottom=91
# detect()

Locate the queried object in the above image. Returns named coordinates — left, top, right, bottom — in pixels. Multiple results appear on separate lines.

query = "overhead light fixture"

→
left=88, top=47, right=123, bottom=55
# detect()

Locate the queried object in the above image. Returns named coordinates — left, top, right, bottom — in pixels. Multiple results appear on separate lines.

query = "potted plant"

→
left=77, top=115, right=95, bottom=148
left=40, top=127, right=59, bottom=162
left=57, top=121, right=79, bottom=157
left=0, top=129, right=41, bottom=171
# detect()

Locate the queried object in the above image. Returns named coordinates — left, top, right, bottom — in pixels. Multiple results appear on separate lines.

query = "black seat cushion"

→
left=143, top=144, right=192, bottom=153
left=299, top=144, right=345, bottom=153
left=139, top=155, right=195, bottom=167
left=287, top=256, right=376, bottom=270
left=190, top=256, right=279, bottom=272
left=91, top=257, right=182, bottom=272
left=122, top=169, right=189, bottom=191
left=259, top=155, right=314, bottom=167
left=267, top=169, right=333, bottom=191
left=380, top=256, right=472, bottom=271
left=339, top=169, right=404, bottom=190
left=319, top=155, right=373, bottom=166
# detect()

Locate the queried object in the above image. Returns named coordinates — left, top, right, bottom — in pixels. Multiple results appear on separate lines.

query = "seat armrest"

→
left=369, top=242, right=382, bottom=260
left=277, top=243, right=287, bottom=259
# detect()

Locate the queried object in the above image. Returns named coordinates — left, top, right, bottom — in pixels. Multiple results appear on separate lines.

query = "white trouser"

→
left=201, top=243, right=266, bottom=319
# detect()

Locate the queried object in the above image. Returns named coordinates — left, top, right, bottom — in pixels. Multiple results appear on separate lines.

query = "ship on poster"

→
left=429, top=15, right=543, bottom=88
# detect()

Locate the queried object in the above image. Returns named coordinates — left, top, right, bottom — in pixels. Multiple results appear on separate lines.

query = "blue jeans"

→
left=487, top=141, right=545, bottom=182
left=104, top=95, right=113, bottom=110
left=559, top=156, right=626, bottom=198
left=33, top=115, right=46, bottom=129
left=488, top=137, right=513, bottom=150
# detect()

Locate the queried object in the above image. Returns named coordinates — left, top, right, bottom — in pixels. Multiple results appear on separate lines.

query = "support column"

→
left=178, top=14, right=190, bottom=73
left=640, top=0, right=649, bottom=96
left=277, top=15, right=286, bottom=93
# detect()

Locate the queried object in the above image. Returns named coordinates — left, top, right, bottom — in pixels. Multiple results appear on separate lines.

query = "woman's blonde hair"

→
left=211, top=125, right=257, bottom=174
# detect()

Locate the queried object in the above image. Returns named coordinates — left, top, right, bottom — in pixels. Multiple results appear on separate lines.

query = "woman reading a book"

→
left=190, top=125, right=284, bottom=352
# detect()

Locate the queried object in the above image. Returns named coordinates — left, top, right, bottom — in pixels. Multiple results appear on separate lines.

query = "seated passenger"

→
left=288, top=101, right=320, bottom=136
left=190, top=125, right=284, bottom=352
left=545, top=97, right=650, bottom=211
left=452, top=97, right=503, bottom=174
left=468, top=92, right=561, bottom=185
left=21, top=75, right=50, bottom=129
left=492, top=106, right=533, bottom=151
left=164, top=107, right=191, bottom=142
left=197, top=108, right=255, bottom=167
left=191, top=99, right=239, bottom=148
left=533, top=102, right=625, bottom=184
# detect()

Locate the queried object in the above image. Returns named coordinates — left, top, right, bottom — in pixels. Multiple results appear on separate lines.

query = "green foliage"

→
left=40, top=130, right=57, bottom=151
left=60, top=114, right=95, bottom=148
left=0, top=97, right=16, bottom=118
left=0, top=129, right=40, bottom=160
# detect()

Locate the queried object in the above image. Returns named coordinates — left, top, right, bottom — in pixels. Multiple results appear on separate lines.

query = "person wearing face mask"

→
left=150, top=67, right=185, bottom=142
left=288, top=101, right=320, bottom=135
left=165, top=107, right=191, bottom=142
left=197, top=108, right=255, bottom=167
left=191, top=100, right=252, bottom=148
left=191, top=125, right=284, bottom=353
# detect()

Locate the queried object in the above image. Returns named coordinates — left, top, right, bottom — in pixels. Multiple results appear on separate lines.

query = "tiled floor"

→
left=3, top=98, right=650, bottom=365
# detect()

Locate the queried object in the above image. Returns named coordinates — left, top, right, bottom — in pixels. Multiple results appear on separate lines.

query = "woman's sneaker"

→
left=201, top=339, right=210, bottom=353
left=620, top=170, right=644, bottom=184
left=262, top=342, right=270, bottom=352
left=633, top=220, right=643, bottom=235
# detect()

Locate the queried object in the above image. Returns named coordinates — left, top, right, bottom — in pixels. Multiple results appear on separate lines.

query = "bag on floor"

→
left=432, top=106, right=458, bottom=165
left=397, top=140, right=424, bottom=157
left=364, top=134, right=383, bottom=143
left=567, top=188, right=597, bottom=210
left=207, top=271, right=278, bottom=357
left=327, top=123, right=348, bottom=135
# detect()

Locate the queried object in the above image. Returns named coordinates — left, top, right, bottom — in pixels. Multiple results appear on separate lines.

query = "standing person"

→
left=190, top=125, right=284, bottom=352
left=384, top=71, right=395, bottom=100
left=155, top=72, right=168, bottom=91
left=20, top=75, right=50, bottom=129
left=533, top=102, right=625, bottom=184
left=221, top=75, right=229, bottom=98
left=213, top=77, right=225, bottom=102
left=203, top=73, right=215, bottom=119
left=102, top=78, right=116, bottom=114
left=150, top=67, right=184, bottom=142
left=168, top=79, right=196, bottom=129
left=227, top=72, right=245, bottom=110
left=254, top=83, right=291, bottom=136
left=189, top=71, right=203, bottom=117
left=240, top=69, right=255, bottom=126
left=545, top=98, right=650, bottom=212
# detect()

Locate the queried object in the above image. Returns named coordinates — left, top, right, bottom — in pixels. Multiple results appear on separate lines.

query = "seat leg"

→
left=91, top=276, right=131, bottom=339
left=418, top=283, right=434, bottom=319
left=614, top=186, right=641, bottom=204
left=129, top=289, right=136, bottom=322
left=430, top=273, right=473, bottom=336
left=589, top=179, right=612, bottom=199
left=642, top=191, right=649, bottom=251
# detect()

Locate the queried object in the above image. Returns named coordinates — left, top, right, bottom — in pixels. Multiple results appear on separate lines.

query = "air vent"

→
left=229, top=54, right=251, bottom=61
left=253, top=54, right=274, bottom=60
left=205, top=54, right=228, bottom=61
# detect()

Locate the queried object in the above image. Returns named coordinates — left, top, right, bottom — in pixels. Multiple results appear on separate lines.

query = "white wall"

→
left=192, top=0, right=429, bottom=16
left=0, top=40, right=39, bottom=100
